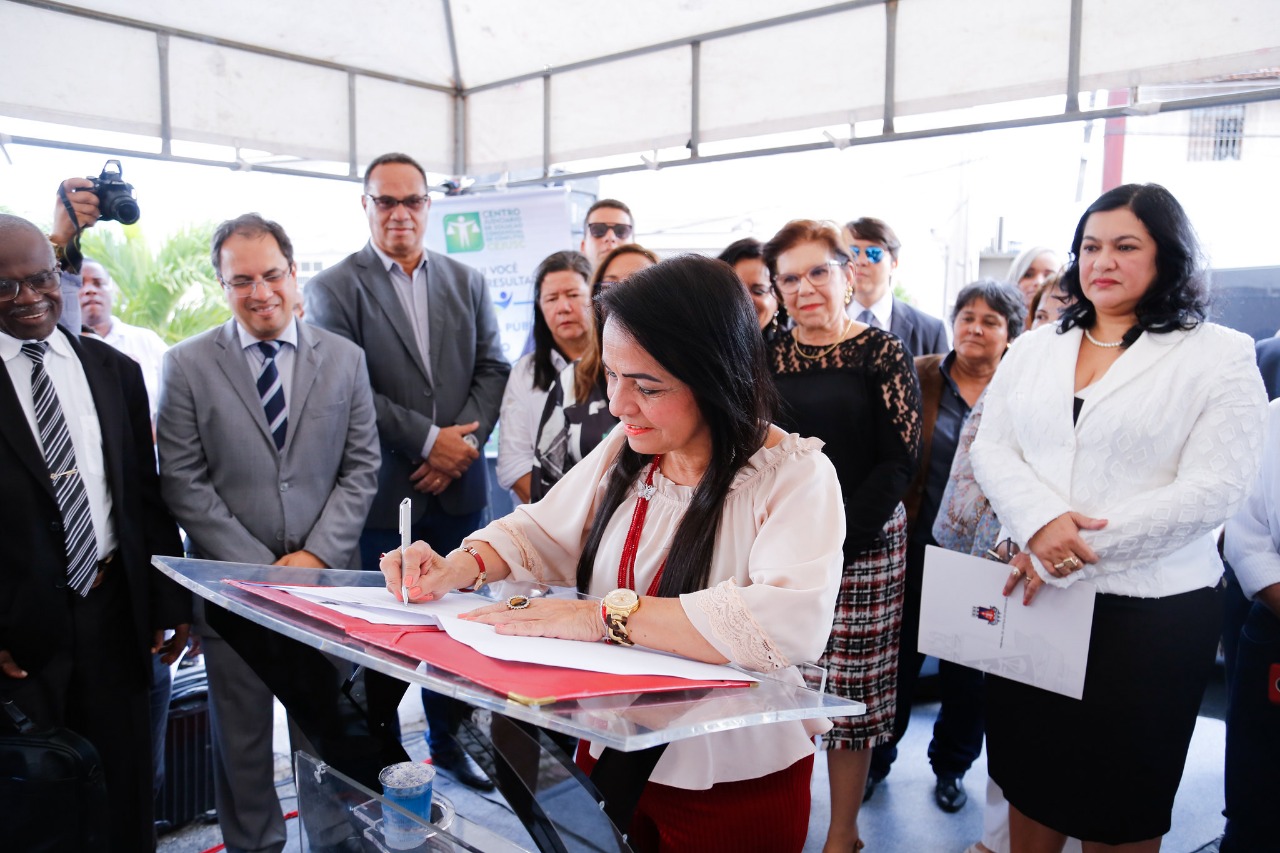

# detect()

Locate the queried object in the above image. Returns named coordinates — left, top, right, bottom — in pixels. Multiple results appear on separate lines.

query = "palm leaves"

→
left=80, top=223, right=230, bottom=345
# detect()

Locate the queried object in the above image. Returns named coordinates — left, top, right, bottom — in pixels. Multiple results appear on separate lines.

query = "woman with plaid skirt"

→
left=764, top=220, right=923, bottom=853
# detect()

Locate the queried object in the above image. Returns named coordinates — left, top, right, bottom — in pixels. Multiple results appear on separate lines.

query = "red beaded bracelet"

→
left=455, top=545, right=487, bottom=592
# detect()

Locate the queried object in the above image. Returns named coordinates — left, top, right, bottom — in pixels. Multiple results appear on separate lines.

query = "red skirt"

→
left=576, top=748, right=814, bottom=853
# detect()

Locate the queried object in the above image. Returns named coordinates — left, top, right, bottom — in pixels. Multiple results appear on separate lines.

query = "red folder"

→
left=228, top=581, right=752, bottom=705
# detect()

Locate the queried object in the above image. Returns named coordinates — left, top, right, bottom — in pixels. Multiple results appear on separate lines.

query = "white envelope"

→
left=918, top=546, right=1096, bottom=699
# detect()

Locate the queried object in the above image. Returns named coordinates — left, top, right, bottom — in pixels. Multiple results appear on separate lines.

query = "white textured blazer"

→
left=971, top=321, right=1267, bottom=597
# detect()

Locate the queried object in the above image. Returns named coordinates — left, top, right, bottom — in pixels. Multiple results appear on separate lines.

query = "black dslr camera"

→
left=86, top=159, right=140, bottom=224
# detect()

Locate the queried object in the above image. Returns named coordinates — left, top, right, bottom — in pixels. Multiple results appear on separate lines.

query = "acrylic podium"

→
left=156, top=557, right=865, bottom=853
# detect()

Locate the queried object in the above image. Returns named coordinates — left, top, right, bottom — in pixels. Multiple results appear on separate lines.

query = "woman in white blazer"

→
left=970, top=184, right=1267, bottom=852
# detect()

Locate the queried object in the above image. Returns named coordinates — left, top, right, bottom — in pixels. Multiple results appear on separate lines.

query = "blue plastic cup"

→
left=378, top=761, right=435, bottom=850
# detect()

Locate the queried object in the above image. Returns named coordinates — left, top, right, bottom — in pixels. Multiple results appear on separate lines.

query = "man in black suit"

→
left=843, top=217, right=949, bottom=358
left=0, top=214, right=189, bottom=852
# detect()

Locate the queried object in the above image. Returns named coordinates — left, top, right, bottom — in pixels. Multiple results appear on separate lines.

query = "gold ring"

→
left=1065, top=556, right=1081, bottom=569
left=506, top=595, right=531, bottom=610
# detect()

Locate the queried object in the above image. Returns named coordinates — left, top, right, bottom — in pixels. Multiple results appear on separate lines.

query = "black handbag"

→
left=0, top=698, right=110, bottom=852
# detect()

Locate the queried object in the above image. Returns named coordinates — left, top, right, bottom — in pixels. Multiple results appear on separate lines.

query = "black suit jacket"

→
left=0, top=329, right=186, bottom=682
left=889, top=297, right=949, bottom=359
left=1256, top=337, right=1280, bottom=401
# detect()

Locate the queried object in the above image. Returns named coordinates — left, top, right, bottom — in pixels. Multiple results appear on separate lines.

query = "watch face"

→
left=604, top=588, right=639, bottom=612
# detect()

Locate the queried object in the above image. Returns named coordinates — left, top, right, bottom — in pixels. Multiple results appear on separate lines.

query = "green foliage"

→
left=893, top=281, right=915, bottom=306
left=80, top=224, right=229, bottom=345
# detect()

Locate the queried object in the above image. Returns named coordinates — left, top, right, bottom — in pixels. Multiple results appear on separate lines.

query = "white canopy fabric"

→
left=4, top=0, right=1279, bottom=179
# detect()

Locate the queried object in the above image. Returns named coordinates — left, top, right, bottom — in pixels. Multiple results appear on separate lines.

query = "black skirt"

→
left=985, top=583, right=1222, bottom=844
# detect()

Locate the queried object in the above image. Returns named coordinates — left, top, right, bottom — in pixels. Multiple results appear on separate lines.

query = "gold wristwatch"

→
left=601, top=588, right=641, bottom=646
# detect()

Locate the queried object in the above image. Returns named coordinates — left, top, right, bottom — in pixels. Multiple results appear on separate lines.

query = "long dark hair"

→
left=575, top=254, right=777, bottom=596
left=1059, top=183, right=1208, bottom=347
left=530, top=250, right=593, bottom=391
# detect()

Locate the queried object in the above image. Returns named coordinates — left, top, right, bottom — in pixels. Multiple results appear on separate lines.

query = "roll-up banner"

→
left=425, top=187, right=575, bottom=364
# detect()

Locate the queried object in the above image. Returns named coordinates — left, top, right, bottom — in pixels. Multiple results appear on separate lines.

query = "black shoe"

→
left=862, top=774, right=885, bottom=803
left=431, top=746, right=496, bottom=792
left=935, top=775, right=967, bottom=812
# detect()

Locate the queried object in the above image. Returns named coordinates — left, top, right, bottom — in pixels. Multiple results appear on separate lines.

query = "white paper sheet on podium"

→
left=267, top=584, right=756, bottom=684
left=918, top=546, right=1095, bottom=699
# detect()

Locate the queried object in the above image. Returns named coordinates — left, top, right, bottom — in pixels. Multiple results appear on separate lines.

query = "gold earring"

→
left=845, top=284, right=854, bottom=305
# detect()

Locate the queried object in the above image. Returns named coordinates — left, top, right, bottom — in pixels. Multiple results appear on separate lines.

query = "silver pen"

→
left=398, top=498, right=412, bottom=604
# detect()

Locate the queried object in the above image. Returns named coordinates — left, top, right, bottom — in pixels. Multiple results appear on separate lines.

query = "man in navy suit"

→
left=843, top=217, right=948, bottom=359
left=0, top=214, right=189, bottom=852
left=306, top=153, right=509, bottom=791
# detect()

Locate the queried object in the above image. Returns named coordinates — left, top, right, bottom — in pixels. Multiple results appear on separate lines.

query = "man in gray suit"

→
left=306, top=152, right=509, bottom=790
left=157, top=213, right=379, bottom=853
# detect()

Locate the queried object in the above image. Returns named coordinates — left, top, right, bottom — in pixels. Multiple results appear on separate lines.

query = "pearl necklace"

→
left=1083, top=328, right=1124, bottom=349
left=793, top=318, right=853, bottom=361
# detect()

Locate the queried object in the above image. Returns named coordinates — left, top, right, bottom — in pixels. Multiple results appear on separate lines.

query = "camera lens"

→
left=107, top=196, right=141, bottom=225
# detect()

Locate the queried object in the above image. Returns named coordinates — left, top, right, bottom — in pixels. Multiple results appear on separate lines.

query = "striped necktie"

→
left=22, top=342, right=99, bottom=597
left=256, top=341, right=287, bottom=451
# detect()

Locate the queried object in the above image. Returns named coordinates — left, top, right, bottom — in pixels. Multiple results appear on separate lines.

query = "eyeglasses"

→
left=221, top=268, right=291, bottom=295
left=586, top=222, right=633, bottom=240
left=365, top=194, right=429, bottom=212
left=0, top=267, right=61, bottom=302
left=773, top=261, right=843, bottom=293
left=985, top=538, right=1021, bottom=564
left=848, top=245, right=886, bottom=264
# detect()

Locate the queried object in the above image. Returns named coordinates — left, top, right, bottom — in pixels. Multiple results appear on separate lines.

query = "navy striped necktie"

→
left=22, top=342, right=99, bottom=597
left=256, top=341, right=287, bottom=451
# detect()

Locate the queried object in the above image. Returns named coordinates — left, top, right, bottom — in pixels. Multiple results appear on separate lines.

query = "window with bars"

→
left=1188, top=105, right=1245, bottom=161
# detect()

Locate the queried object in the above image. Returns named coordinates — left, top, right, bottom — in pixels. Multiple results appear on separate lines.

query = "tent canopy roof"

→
left=4, top=0, right=1279, bottom=181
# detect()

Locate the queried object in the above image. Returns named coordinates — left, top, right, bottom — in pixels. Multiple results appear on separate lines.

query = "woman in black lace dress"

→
left=763, top=220, right=922, bottom=853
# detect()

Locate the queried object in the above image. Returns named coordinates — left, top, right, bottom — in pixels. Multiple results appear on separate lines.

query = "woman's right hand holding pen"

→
left=380, top=541, right=455, bottom=602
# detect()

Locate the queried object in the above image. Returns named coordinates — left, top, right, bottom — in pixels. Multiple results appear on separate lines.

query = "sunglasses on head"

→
left=586, top=222, right=633, bottom=240
left=848, top=245, right=885, bottom=264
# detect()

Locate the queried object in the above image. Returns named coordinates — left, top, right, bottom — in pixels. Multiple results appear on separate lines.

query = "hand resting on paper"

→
left=460, top=597, right=604, bottom=642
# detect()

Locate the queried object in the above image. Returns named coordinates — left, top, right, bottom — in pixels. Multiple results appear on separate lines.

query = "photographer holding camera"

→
left=50, top=160, right=139, bottom=334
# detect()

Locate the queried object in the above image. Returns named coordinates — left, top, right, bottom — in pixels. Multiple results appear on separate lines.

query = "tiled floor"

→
left=159, top=675, right=1230, bottom=853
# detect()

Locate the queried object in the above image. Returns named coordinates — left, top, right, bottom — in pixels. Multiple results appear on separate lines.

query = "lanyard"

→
left=617, top=456, right=665, bottom=596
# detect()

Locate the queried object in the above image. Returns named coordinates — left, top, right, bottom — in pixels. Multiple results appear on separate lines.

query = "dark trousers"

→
left=1, top=569, right=154, bottom=853
left=148, top=652, right=172, bottom=798
left=359, top=498, right=485, bottom=755
left=1221, top=599, right=1280, bottom=853
left=871, top=536, right=984, bottom=781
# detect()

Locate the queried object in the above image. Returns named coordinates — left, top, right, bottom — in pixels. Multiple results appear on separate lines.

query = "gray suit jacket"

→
left=156, top=319, right=380, bottom=570
left=305, top=243, right=509, bottom=526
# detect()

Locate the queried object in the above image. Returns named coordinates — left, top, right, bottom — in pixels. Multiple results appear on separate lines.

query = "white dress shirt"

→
left=496, top=349, right=567, bottom=492
left=100, top=318, right=170, bottom=417
left=237, top=317, right=298, bottom=411
left=851, top=288, right=894, bottom=329
left=1, top=326, right=117, bottom=559
left=1225, top=398, right=1280, bottom=599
